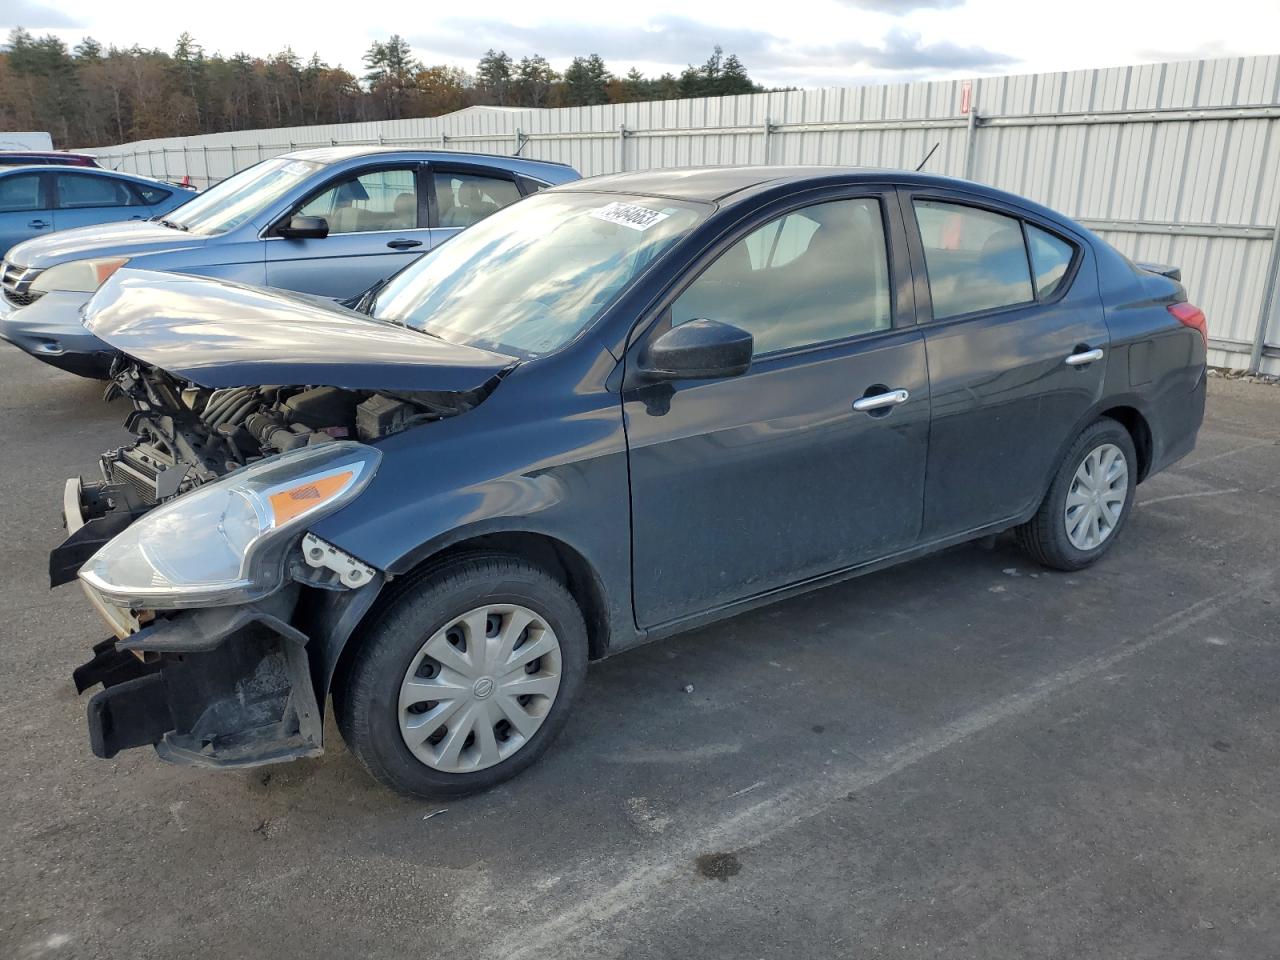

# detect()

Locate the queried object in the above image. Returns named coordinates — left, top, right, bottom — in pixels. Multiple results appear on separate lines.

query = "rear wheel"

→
left=1016, top=418, right=1137, bottom=571
left=336, top=555, right=588, bottom=799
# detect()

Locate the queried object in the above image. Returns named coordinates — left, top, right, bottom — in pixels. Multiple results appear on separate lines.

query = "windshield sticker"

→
left=590, top=201, right=671, bottom=232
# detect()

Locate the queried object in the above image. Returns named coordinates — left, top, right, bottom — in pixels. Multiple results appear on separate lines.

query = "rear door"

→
left=0, top=172, right=53, bottom=257
left=264, top=163, right=429, bottom=299
left=625, top=189, right=929, bottom=627
left=51, top=171, right=148, bottom=231
left=428, top=165, right=526, bottom=247
left=902, top=191, right=1108, bottom=540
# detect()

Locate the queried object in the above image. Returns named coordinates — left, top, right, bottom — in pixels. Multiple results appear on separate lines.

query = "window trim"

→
left=426, top=163, right=525, bottom=230
left=903, top=190, right=1084, bottom=326
left=627, top=186, right=911, bottom=375
left=265, top=162, right=426, bottom=238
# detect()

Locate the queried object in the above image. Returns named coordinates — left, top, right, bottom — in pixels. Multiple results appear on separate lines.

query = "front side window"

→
left=374, top=192, right=708, bottom=358
left=55, top=173, right=135, bottom=209
left=298, top=168, right=418, bottom=234
left=914, top=200, right=1034, bottom=319
left=0, top=173, right=42, bottom=212
left=167, top=157, right=324, bottom=236
left=435, top=173, right=522, bottom=228
left=670, top=197, right=892, bottom=356
left=1026, top=223, right=1076, bottom=298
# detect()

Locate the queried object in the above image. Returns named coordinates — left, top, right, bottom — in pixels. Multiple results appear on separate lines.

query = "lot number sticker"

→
left=590, top=201, right=671, bottom=231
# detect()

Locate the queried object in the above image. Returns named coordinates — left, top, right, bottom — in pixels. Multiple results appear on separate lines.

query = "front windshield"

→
left=167, top=157, right=323, bottom=236
left=373, top=192, right=710, bottom=358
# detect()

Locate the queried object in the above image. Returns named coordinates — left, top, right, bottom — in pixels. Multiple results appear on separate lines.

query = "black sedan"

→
left=56, top=167, right=1207, bottom=798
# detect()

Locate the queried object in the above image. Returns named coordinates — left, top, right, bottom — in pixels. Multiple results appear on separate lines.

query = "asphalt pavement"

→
left=1, top=347, right=1276, bottom=960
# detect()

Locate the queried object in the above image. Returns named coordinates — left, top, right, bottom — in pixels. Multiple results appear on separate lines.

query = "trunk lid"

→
left=84, top=268, right=516, bottom=392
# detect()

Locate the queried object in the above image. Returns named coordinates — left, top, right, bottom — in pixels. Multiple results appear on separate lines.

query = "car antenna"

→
left=915, top=142, right=940, bottom=171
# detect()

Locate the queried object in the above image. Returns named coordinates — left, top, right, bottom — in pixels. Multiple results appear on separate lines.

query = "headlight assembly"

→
left=31, top=257, right=130, bottom=294
left=79, top=441, right=380, bottom=609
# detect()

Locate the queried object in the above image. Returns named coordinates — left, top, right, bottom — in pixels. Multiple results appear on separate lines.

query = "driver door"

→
left=624, top=190, right=929, bottom=628
left=264, top=164, right=429, bottom=299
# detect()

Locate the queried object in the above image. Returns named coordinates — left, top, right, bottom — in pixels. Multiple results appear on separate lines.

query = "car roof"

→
left=555, top=166, right=1073, bottom=223
left=0, top=151, right=96, bottom=160
left=0, top=163, right=171, bottom=186
left=281, top=145, right=575, bottom=173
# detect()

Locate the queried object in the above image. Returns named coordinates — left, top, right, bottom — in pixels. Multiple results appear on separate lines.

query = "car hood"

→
left=5, top=221, right=209, bottom=268
left=84, top=269, right=517, bottom=391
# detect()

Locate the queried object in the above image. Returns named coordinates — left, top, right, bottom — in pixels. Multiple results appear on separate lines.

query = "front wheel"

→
left=336, top=555, right=588, bottom=799
left=1016, top=417, right=1138, bottom=571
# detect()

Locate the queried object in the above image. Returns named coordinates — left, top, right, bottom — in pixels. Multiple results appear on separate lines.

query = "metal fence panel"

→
left=84, top=55, right=1280, bottom=373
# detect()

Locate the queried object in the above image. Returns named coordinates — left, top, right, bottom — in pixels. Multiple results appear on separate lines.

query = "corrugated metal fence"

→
left=86, top=55, right=1280, bottom=374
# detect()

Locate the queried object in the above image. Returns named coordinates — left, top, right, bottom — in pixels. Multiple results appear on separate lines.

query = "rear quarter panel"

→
left=1093, top=237, right=1207, bottom=475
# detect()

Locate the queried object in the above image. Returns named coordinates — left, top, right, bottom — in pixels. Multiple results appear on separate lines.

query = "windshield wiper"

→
left=150, top=217, right=189, bottom=231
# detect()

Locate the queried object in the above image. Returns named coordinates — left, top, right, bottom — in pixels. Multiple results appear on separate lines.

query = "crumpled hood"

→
left=5, top=221, right=209, bottom=268
left=84, top=268, right=516, bottom=391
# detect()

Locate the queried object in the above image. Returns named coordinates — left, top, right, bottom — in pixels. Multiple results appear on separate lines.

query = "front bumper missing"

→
left=74, top=593, right=325, bottom=767
left=55, top=472, right=385, bottom=770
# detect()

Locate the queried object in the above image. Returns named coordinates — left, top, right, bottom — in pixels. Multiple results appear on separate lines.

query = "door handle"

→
left=1065, top=347, right=1104, bottom=366
left=28, top=219, right=49, bottom=229
left=386, top=239, right=423, bottom=250
left=853, top=388, right=910, bottom=412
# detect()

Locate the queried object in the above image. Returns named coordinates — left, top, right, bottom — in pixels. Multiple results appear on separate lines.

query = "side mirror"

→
left=278, top=215, right=329, bottom=240
left=640, top=318, right=753, bottom=381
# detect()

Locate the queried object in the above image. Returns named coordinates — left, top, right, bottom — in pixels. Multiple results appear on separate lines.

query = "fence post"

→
left=1249, top=222, right=1280, bottom=373
left=202, top=146, right=210, bottom=187
left=617, top=124, right=627, bottom=173
left=962, top=106, right=979, bottom=181
left=514, top=126, right=523, bottom=156
left=761, top=116, right=773, bottom=164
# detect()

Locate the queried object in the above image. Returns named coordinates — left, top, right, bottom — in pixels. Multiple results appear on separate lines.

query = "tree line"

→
left=0, top=29, right=763, bottom=148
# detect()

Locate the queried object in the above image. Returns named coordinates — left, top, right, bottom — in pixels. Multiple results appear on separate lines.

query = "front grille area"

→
left=1, top=260, right=43, bottom=308
left=107, top=458, right=159, bottom=506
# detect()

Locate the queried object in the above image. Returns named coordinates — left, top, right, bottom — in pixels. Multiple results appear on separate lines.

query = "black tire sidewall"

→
left=1043, top=419, right=1138, bottom=568
left=340, top=559, right=588, bottom=799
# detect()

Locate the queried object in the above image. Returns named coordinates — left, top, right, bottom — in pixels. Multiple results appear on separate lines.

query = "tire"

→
left=1016, top=417, right=1138, bottom=572
left=335, top=554, right=588, bottom=799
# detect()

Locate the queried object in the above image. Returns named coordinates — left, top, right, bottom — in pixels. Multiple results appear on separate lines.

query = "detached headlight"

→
left=31, top=257, right=130, bottom=294
left=80, top=441, right=380, bottom=609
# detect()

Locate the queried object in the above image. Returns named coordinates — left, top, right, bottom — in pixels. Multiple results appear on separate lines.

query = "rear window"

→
left=914, top=200, right=1034, bottom=319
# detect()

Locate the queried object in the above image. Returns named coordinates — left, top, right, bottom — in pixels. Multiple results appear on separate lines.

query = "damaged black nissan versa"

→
left=55, top=168, right=1207, bottom=798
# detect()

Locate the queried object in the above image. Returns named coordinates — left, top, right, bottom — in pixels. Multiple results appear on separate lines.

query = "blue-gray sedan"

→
left=0, top=147, right=579, bottom=376
left=0, top=164, right=190, bottom=259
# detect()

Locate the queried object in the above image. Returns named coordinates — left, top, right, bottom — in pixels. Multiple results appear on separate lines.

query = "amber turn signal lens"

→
left=267, top=470, right=354, bottom=526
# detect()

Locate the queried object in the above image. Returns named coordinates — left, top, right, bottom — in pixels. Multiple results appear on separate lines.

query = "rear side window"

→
left=0, top=173, right=42, bottom=212
left=914, top=200, right=1033, bottom=319
left=133, top=183, right=172, bottom=205
left=56, top=173, right=136, bottom=208
left=671, top=197, right=892, bottom=356
left=435, top=173, right=522, bottom=228
left=1026, top=224, right=1076, bottom=298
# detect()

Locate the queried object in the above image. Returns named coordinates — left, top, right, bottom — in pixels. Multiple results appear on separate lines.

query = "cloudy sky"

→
left=3, top=0, right=1278, bottom=88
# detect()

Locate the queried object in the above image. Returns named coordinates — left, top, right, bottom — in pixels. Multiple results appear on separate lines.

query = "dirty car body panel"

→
left=53, top=167, right=1207, bottom=777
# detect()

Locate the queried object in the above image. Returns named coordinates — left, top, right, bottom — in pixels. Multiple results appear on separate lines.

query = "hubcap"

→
left=1064, top=442, right=1128, bottom=551
left=398, top=603, right=562, bottom=773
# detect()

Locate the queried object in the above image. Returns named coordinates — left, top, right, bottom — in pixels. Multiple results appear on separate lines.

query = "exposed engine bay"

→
left=96, top=361, right=491, bottom=508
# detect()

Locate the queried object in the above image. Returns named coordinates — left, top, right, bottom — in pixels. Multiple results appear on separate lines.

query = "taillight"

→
left=1168, top=302, right=1208, bottom=349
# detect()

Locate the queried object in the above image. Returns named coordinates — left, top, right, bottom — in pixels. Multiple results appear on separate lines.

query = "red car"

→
left=0, top=152, right=99, bottom=168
